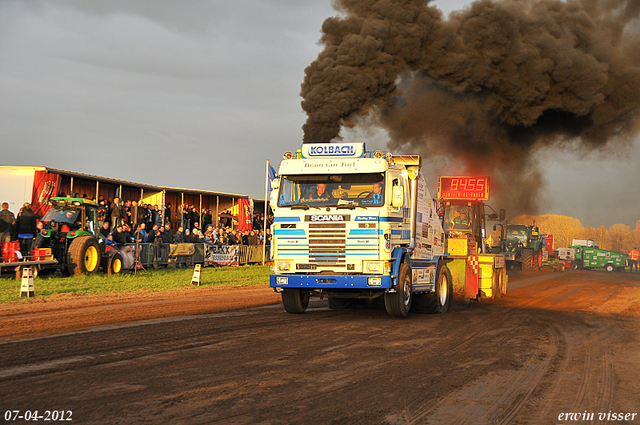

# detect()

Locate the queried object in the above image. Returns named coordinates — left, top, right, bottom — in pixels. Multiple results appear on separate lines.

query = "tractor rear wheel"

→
left=67, top=236, right=100, bottom=276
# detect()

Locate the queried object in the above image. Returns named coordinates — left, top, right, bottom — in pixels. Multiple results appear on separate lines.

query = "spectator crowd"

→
left=1, top=194, right=273, bottom=260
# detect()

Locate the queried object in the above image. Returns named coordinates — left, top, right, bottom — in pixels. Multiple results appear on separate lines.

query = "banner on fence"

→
left=170, top=243, right=196, bottom=256
left=205, top=244, right=239, bottom=267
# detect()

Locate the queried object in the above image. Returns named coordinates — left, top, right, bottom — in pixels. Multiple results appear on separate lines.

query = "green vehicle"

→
left=565, top=241, right=627, bottom=272
left=37, top=197, right=123, bottom=276
left=493, top=224, right=545, bottom=271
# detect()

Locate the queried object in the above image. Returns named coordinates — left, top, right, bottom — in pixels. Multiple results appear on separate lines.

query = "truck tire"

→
left=425, top=264, right=453, bottom=313
left=328, top=298, right=356, bottom=309
left=571, top=261, right=581, bottom=270
left=522, top=249, right=535, bottom=271
left=604, top=263, right=615, bottom=273
left=385, top=263, right=412, bottom=317
left=67, top=236, right=100, bottom=276
left=281, top=289, right=309, bottom=314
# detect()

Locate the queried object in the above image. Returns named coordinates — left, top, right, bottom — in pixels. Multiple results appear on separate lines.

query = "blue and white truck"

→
left=268, top=142, right=451, bottom=317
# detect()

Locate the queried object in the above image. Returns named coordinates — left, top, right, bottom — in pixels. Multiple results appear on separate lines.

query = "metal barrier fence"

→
left=117, top=243, right=270, bottom=269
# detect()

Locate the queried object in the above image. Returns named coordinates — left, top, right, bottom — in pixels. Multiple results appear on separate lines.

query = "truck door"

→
left=389, top=173, right=410, bottom=246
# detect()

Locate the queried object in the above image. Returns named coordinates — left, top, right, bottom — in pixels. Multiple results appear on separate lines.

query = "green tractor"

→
left=493, top=224, right=545, bottom=271
left=37, top=197, right=123, bottom=276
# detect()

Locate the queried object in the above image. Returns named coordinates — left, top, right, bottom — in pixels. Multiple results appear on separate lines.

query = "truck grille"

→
left=309, top=223, right=345, bottom=267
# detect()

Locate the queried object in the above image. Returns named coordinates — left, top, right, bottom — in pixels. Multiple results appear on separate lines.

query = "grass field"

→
left=0, top=265, right=270, bottom=304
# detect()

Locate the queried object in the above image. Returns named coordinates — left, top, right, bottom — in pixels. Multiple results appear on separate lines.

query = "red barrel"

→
left=2, top=242, right=20, bottom=263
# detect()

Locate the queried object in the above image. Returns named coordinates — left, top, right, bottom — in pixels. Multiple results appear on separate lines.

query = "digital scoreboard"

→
left=438, top=176, right=490, bottom=201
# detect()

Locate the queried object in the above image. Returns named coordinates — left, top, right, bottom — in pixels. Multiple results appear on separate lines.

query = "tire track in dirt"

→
left=0, top=303, right=330, bottom=379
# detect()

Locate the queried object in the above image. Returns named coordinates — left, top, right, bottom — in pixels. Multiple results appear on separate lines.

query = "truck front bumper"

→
left=270, top=274, right=392, bottom=290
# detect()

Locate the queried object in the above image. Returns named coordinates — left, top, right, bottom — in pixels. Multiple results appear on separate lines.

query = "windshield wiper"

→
left=291, top=204, right=310, bottom=210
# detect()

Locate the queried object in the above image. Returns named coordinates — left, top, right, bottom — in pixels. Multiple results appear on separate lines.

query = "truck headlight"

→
left=276, top=261, right=292, bottom=272
left=364, top=261, right=383, bottom=273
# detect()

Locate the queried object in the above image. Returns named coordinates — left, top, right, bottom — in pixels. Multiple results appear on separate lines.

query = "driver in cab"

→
left=307, top=183, right=331, bottom=200
left=451, top=210, right=471, bottom=229
left=367, top=182, right=383, bottom=204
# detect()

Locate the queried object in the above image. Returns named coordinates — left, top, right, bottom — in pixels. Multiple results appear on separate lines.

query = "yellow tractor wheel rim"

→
left=85, top=246, right=99, bottom=271
left=112, top=257, right=122, bottom=273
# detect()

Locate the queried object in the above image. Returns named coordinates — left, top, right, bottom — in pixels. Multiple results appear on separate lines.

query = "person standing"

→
left=110, top=198, right=122, bottom=230
left=164, top=203, right=172, bottom=226
left=0, top=202, right=16, bottom=242
left=629, top=247, right=640, bottom=273
left=14, top=203, right=37, bottom=258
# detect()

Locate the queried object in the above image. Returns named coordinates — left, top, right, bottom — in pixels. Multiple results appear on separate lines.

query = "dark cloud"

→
left=301, top=0, right=640, bottom=216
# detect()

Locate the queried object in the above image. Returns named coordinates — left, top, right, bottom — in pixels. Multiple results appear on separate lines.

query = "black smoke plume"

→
left=300, top=0, right=640, bottom=215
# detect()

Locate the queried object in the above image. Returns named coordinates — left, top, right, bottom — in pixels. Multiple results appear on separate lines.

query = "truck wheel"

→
left=426, top=264, right=453, bottom=313
left=385, top=263, right=412, bottom=317
left=328, top=298, right=356, bottom=309
left=522, top=249, right=534, bottom=271
left=281, top=289, right=309, bottom=314
left=604, top=263, right=615, bottom=273
left=67, top=236, right=100, bottom=276
left=571, top=261, right=580, bottom=270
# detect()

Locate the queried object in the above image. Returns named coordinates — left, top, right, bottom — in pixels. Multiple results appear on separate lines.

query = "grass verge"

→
left=0, top=265, right=270, bottom=304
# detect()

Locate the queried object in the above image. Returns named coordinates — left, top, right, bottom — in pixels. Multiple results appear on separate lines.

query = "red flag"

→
left=31, top=171, right=60, bottom=217
left=238, top=198, right=253, bottom=232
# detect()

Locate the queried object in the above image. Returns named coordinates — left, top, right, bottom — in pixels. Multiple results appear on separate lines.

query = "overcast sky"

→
left=1, top=0, right=638, bottom=229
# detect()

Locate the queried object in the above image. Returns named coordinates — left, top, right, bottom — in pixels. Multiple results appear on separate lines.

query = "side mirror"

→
left=392, top=186, right=404, bottom=208
left=493, top=224, right=497, bottom=231
left=499, top=209, right=506, bottom=222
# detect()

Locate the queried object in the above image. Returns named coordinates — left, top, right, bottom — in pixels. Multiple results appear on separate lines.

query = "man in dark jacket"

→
left=14, top=203, right=37, bottom=258
left=162, top=224, right=173, bottom=244
left=0, top=202, right=16, bottom=242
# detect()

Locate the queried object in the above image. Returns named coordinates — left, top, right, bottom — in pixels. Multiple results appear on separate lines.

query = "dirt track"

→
left=1, top=270, right=639, bottom=424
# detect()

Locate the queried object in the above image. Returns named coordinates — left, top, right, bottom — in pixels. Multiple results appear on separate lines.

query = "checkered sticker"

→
left=468, top=256, right=479, bottom=275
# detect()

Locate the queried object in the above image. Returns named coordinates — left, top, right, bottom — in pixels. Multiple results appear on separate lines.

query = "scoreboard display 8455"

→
left=437, top=176, right=490, bottom=201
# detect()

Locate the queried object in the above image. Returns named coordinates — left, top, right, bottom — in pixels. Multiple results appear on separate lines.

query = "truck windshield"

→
left=278, top=173, right=385, bottom=208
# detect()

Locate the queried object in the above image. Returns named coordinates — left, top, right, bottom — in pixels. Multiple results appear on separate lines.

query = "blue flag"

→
left=268, top=162, right=277, bottom=192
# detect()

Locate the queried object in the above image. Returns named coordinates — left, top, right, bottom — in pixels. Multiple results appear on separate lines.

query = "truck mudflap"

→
left=270, top=274, right=392, bottom=289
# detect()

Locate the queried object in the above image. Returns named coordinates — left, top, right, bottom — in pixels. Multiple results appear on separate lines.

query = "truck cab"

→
left=269, top=143, right=450, bottom=317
